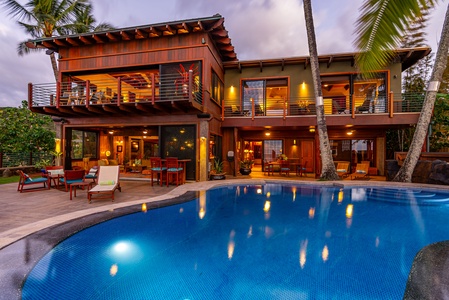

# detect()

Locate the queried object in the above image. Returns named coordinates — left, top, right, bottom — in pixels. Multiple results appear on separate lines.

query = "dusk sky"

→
left=0, top=0, right=447, bottom=107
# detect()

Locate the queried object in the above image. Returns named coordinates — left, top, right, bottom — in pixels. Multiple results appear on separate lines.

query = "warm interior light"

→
left=347, top=130, right=353, bottom=136
left=293, top=139, right=296, bottom=145
left=180, top=128, right=185, bottom=134
left=108, top=130, right=114, bottom=135
left=309, top=126, right=315, bottom=133
left=265, top=131, right=271, bottom=136
left=105, top=150, right=111, bottom=157
left=143, top=130, right=148, bottom=134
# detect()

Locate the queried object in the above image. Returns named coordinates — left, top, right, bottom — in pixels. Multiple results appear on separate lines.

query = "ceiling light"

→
left=309, top=126, right=315, bottom=133
left=108, top=130, right=114, bottom=135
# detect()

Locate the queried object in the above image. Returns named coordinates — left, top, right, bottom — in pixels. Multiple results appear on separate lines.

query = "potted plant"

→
left=210, top=158, right=226, bottom=180
left=239, top=159, right=254, bottom=175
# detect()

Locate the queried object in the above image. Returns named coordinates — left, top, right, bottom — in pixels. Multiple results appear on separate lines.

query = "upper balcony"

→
left=221, top=92, right=425, bottom=127
left=28, top=70, right=203, bottom=117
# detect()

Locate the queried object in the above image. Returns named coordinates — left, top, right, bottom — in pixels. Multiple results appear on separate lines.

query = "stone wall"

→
left=386, top=159, right=449, bottom=185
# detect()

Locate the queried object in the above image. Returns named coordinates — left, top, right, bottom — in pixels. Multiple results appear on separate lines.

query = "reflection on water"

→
left=22, top=184, right=449, bottom=300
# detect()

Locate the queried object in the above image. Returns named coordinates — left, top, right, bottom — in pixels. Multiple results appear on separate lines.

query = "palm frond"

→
left=354, top=0, right=437, bottom=75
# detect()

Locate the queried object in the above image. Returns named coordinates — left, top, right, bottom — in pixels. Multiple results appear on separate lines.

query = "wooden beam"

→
left=165, top=25, right=176, bottom=35
left=181, top=22, right=191, bottom=33
left=135, top=29, right=148, bottom=39
left=87, top=106, right=106, bottom=114
left=79, top=36, right=92, bottom=45
left=102, top=105, right=121, bottom=114
left=118, top=104, right=139, bottom=113
left=260, top=61, right=263, bottom=73
left=281, top=59, right=285, bottom=71
left=135, top=103, right=155, bottom=113
left=66, top=37, right=81, bottom=46
left=211, top=29, right=228, bottom=37
left=149, top=27, right=162, bottom=37
left=106, top=32, right=119, bottom=42
left=208, top=17, right=224, bottom=31
left=71, top=106, right=93, bottom=115
left=120, top=30, right=132, bottom=40
left=327, top=56, right=333, bottom=68
left=92, top=34, right=107, bottom=43
left=52, top=39, right=69, bottom=47
left=304, top=58, right=309, bottom=70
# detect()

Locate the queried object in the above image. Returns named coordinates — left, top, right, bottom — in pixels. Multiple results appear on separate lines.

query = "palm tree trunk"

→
left=50, top=52, right=59, bottom=82
left=393, top=4, right=449, bottom=182
left=303, top=0, right=339, bottom=180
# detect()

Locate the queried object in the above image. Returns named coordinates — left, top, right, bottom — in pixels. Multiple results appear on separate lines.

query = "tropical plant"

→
left=69, top=3, right=115, bottom=34
left=0, top=0, right=100, bottom=81
left=211, top=158, right=224, bottom=175
left=303, top=0, right=339, bottom=180
left=239, top=159, right=254, bottom=169
left=0, top=101, right=55, bottom=154
left=354, top=0, right=449, bottom=182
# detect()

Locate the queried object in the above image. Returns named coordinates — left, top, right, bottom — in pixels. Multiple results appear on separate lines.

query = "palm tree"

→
left=303, top=0, right=339, bottom=180
left=70, top=3, right=114, bottom=34
left=354, top=0, right=449, bottom=182
left=1, top=0, right=88, bottom=81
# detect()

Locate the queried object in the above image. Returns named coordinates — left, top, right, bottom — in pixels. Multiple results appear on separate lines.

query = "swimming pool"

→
left=21, top=183, right=449, bottom=299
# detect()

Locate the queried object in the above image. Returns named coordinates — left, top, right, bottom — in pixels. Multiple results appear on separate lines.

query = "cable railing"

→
left=223, top=92, right=425, bottom=118
left=29, top=71, right=203, bottom=107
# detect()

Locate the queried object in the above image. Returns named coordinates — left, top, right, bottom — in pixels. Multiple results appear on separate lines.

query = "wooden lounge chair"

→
left=17, top=170, right=49, bottom=193
left=336, top=162, right=350, bottom=179
left=88, top=165, right=121, bottom=203
left=351, top=163, right=370, bottom=180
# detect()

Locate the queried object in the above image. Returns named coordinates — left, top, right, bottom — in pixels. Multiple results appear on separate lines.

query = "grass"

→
left=0, top=176, right=19, bottom=185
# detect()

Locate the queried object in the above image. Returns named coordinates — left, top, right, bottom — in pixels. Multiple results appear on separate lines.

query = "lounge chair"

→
left=336, top=162, right=350, bottom=178
left=17, top=170, right=49, bottom=193
left=356, top=98, right=371, bottom=113
left=88, top=165, right=121, bottom=203
left=85, top=166, right=98, bottom=184
left=351, top=163, right=370, bottom=180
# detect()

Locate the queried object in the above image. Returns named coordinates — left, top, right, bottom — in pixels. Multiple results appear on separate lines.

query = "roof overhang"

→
left=223, top=47, right=432, bottom=72
left=25, top=14, right=237, bottom=62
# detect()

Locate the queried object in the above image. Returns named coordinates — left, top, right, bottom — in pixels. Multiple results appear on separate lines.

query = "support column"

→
left=199, top=120, right=209, bottom=181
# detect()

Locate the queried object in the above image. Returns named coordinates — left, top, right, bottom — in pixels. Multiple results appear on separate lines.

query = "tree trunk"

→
left=303, top=0, right=339, bottom=180
left=50, top=52, right=59, bottom=82
left=393, top=4, right=449, bottom=182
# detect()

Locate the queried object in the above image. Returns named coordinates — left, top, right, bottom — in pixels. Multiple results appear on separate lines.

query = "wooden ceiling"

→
left=26, top=14, right=237, bottom=62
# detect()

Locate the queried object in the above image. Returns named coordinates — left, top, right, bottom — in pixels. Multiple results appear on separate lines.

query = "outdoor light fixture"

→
left=347, top=130, right=353, bottom=136
left=309, top=126, right=315, bottom=133
left=293, top=139, right=297, bottom=145
left=108, top=130, right=114, bottom=135
left=143, top=130, right=148, bottom=134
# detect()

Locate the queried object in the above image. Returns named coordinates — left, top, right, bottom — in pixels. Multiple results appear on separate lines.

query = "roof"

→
left=25, top=14, right=237, bottom=62
left=223, top=47, right=432, bottom=72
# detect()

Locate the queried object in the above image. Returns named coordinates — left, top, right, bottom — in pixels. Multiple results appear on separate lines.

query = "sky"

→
left=0, top=0, right=447, bottom=107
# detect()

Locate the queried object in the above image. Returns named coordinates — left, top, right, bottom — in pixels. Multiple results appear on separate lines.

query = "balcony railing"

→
left=29, top=71, right=203, bottom=108
left=222, top=92, right=425, bottom=119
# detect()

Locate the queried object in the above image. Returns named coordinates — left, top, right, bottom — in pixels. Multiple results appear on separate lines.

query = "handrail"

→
left=29, top=71, right=203, bottom=108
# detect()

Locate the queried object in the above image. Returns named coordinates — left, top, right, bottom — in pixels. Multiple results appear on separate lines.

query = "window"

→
left=211, top=70, right=224, bottom=104
left=321, top=72, right=387, bottom=114
left=242, top=78, right=288, bottom=116
left=71, top=130, right=98, bottom=159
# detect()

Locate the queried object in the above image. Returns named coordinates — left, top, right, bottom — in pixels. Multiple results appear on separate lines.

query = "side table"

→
left=70, top=181, right=92, bottom=200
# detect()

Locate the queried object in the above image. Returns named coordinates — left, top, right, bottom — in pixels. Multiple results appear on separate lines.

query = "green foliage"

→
left=211, top=158, right=224, bottom=174
left=0, top=101, right=55, bottom=154
left=354, top=0, right=436, bottom=75
left=0, top=175, right=20, bottom=185
left=239, top=159, right=254, bottom=169
left=429, top=94, right=449, bottom=151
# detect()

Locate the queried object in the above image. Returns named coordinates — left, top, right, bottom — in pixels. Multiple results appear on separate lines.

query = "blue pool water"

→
left=22, top=184, right=449, bottom=299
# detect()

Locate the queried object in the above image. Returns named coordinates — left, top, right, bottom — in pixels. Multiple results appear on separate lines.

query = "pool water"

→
left=22, top=184, right=449, bottom=299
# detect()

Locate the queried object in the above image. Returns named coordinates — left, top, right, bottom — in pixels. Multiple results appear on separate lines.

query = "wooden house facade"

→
left=26, top=14, right=431, bottom=180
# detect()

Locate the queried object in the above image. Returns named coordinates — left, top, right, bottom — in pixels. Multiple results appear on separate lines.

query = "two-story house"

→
left=26, top=14, right=430, bottom=181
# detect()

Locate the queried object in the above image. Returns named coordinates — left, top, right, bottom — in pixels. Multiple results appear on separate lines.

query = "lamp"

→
left=293, top=139, right=297, bottom=145
left=309, top=126, right=315, bottom=133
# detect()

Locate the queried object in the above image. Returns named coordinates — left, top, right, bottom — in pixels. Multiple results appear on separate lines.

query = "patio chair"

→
left=85, top=166, right=98, bottom=184
left=166, top=157, right=183, bottom=186
left=351, top=163, right=370, bottom=180
left=356, top=98, right=371, bottom=113
left=150, top=157, right=167, bottom=186
left=279, top=160, right=290, bottom=176
left=17, top=170, right=49, bottom=193
left=88, top=165, right=121, bottom=203
left=336, top=162, right=350, bottom=179
left=263, top=160, right=273, bottom=175
left=59, top=170, right=85, bottom=192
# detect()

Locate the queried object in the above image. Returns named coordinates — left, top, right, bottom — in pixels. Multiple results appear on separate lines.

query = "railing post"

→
left=56, top=81, right=61, bottom=108
left=283, top=99, right=287, bottom=120
left=389, top=91, right=394, bottom=118
left=117, top=77, right=121, bottom=105
left=221, top=102, right=225, bottom=121
left=85, top=80, right=90, bottom=108
left=151, top=73, right=156, bottom=104
left=251, top=97, right=255, bottom=121
left=28, top=83, right=33, bottom=109
left=188, top=70, right=193, bottom=102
